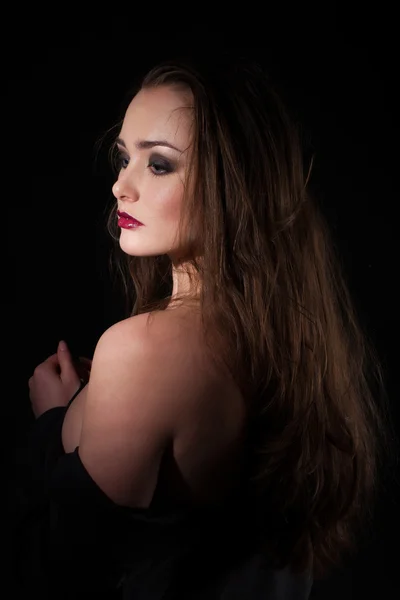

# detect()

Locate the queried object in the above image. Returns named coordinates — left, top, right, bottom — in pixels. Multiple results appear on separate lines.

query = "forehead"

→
left=120, top=86, right=193, bottom=146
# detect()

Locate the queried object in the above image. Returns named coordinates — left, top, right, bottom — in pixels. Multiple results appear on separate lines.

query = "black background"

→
left=5, top=13, right=399, bottom=598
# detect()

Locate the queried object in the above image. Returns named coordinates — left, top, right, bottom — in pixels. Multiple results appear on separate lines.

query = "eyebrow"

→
left=115, top=137, right=183, bottom=153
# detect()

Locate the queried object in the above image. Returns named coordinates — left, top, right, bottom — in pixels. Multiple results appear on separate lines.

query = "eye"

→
left=113, top=149, right=129, bottom=172
left=119, top=156, right=129, bottom=170
left=112, top=147, right=174, bottom=176
left=148, top=158, right=173, bottom=177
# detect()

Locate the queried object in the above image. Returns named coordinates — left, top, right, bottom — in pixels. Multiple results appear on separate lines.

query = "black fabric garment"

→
left=13, top=386, right=313, bottom=599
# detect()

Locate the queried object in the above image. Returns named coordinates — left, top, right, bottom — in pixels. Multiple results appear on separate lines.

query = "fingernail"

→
left=59, top=340, right=67, bottom=351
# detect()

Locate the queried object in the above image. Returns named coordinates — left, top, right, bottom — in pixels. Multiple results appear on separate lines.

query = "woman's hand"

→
left=28, top=340, right=87, bottom=419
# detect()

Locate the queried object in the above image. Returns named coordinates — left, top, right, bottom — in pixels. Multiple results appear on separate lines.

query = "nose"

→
left=112, top=173, right=138, bottom=202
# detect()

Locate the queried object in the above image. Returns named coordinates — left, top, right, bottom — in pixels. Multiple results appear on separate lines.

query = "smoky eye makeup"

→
left=114, top=144, right=178, bottom=176
left=147, top=153, right=176, bottom=175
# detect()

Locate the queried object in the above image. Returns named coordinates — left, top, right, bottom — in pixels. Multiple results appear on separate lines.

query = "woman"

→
left=15, top=55, right=396, bottom=599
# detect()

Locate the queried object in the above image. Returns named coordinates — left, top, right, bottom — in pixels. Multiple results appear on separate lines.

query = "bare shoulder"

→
left=111, top=309, right=209, bottom=369
left=76, top=309, right=209, bottom=507
left=75, top=308, right=246, bottom=507
left=95, top=309, right=217, bottom=412
left=94, top=312, right=176, bottom=369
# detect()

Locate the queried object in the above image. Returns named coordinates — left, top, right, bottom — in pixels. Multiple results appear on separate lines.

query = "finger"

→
left=58, top=341, right=80, bottom=384
left=36, top=354, right=60, bottom=375
left=44, top=353, right=59, bottom=364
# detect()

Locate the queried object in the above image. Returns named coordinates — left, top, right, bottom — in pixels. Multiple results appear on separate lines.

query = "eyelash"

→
left=114, top=150, right=173, bottom=177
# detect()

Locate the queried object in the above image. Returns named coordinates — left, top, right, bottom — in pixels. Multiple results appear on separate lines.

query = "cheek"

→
left=151, top=180, right=183, bottom=220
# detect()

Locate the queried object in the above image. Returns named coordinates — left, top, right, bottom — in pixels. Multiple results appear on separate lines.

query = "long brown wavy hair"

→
left=101, top=55, right=398, bottom=580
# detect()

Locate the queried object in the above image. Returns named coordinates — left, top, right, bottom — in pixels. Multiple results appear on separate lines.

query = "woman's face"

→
left=112, top=85, right=193, bottom=260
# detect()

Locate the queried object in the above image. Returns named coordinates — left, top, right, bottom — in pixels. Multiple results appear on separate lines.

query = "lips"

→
left=117, top=210, right=144, bottom=226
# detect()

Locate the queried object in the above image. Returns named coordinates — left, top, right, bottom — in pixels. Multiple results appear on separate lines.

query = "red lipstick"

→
left=117, top=210, right=144, bottom=229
